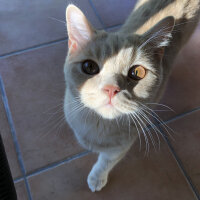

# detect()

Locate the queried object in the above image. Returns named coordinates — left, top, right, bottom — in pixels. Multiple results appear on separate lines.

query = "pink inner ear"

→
left=68, top=39, right=77, bottom=54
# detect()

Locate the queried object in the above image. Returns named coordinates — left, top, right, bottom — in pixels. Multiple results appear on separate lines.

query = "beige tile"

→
left=28, top=138, right=195, bottom=200
left=0, top=0, right=102, bottom=55
left=0, top=42, right=83, bottom=173
left=0, top=93, right=21, bottom=178
left=15, top=180, right=28, bottom=200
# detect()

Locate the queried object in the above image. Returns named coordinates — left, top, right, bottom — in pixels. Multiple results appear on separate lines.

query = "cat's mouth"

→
left=80, top=91, right=136, bottom=119
left=104, top=100, right=114, bottom=107
left=93, top=99, right=120, bottom=119
left=99, top=100, right=116, bottom=111
left=104, top=103, right=115, bottom=110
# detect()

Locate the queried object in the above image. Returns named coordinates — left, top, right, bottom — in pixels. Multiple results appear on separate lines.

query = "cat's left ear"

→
left=141, top=16, right=175, bottom=57
left=66, top=5, right=95, bottom=54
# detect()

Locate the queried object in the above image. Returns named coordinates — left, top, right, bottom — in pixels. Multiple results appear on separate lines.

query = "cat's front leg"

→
left=87, top=149, right=129, bottom=192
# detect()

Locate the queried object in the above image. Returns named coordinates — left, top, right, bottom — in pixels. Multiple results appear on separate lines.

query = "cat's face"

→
left=64, top=5, right=174, bottom=120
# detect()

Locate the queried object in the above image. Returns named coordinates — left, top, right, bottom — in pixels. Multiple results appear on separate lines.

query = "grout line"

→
left=27, top=151, right=90, bottom=178
left=144, top=107, right=200, bottom=132
left=0, top=37, right=68, bottom=59
left=164, top=107, right=200, bottom=124
left=24, top=179, right=33, bottom=200
left=13, top=151, right=90, bottom=182
left=105, top=24, right=122, bottom=31
left=0, top=76, right=33, bottom=200
left=14, top=177, right=24, bottom=184
left=88, top=0, right=106, bottom=28
left=153, top=115, right=200, bottom=200
left=161, top=129, right=200, bottom=199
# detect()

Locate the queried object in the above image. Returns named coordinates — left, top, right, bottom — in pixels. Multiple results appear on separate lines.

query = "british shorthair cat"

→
left=63, top=0, right=200, bottom=192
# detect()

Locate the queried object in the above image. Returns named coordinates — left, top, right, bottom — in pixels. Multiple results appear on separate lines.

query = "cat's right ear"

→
left=66, top=5, right=95, bottom=55
left=140, top=16, right=175, bottom=58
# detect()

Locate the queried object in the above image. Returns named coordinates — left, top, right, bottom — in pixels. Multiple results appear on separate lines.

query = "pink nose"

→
left=103, top=85, right=120, bottom=99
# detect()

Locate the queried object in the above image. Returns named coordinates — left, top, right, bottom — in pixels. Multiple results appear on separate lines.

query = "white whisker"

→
left=145, top=102, right=175, bottom=112
left=129, top=114, right=142, bottom=151
left=132, top=113, right=149, bottom=155
left=48, top=16, right=66, bottom=24
left=136, top=112, right=157, bottom=151
left=138, top=102, right=175, bottom=140
left=137, top=109, right=161, bottom=150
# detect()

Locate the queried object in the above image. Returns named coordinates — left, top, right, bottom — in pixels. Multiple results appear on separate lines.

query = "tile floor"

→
left=0, top=0, right=200, bottom=199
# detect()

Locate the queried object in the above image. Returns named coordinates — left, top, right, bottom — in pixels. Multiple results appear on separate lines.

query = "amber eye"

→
left=82, top=60, right=100, bottom=75
left=128, top=65, right=146, bottom=80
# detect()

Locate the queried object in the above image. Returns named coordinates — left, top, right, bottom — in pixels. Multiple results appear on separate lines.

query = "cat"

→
left=63, top=0, right=200, bottom=192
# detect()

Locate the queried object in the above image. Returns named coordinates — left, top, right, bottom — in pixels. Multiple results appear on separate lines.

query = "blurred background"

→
left=0, top=0, right=200, bottom=199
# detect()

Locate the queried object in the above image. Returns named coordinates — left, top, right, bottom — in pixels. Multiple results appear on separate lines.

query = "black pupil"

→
left=128, top=66, right=141, bottom=80
left=82, top=60, right=99, bottom=75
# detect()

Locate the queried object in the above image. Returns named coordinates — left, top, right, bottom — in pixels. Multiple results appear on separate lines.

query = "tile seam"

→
left=155, top=118, right=200, bottom=200
left=0, top=76, right=33, bottom=200
left=0, top=38, right=68, bottom=59
left=88, top=0, right=106, bottom=28
left=27, top=151, right=90, bottom=179
left=164, top=107, right=200, bottom=124
left=14, top=177, right=24, bottom=184
left=105, top=24, right=122, bottom=31
left=13, top=151, right=90, bottom=182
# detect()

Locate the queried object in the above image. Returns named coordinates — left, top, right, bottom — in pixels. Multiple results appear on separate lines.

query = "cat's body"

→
left=64, top=0, right=200, bottom=192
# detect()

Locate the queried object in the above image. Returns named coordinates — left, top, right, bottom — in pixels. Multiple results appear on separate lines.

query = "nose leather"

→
left=103, top=85, right=120, bottom=99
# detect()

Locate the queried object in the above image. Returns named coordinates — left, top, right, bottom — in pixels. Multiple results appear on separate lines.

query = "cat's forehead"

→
left=82, top=33, right=155, bottom=74
left=101, top=47, right=135, bottom=75
left=85, top=33, right=140, bottom=63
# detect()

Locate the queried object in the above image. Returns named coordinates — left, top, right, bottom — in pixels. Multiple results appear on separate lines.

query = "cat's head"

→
left=64, top=5, right=174, bottom=120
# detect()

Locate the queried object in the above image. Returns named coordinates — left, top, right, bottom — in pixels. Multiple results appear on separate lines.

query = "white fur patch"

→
left=101, top=47, right=134, bottom=75
left=158, top=33, right=172, bottom=47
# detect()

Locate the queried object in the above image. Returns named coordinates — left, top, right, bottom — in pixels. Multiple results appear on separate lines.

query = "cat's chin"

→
left=95, top=105, right=122, bottom=119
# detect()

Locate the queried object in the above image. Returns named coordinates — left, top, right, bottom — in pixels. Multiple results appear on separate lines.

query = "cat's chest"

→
left=68, top=112, right=136, bottom=152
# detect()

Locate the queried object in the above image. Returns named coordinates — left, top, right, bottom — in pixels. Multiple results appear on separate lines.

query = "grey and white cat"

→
left=63, top=0, right=200, bottom=192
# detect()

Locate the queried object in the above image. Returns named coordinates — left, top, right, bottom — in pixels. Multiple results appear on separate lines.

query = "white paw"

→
left=87, top=173, right=108, bottom=192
